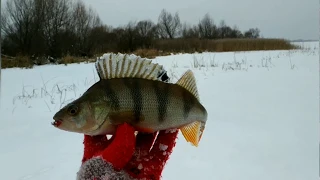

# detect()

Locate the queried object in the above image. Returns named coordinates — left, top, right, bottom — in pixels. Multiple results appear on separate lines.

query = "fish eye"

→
left=67, top=104, right=78, bottom=116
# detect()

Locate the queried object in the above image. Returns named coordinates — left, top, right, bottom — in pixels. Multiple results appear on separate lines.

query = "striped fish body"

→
left=52, top=53, right=208, bottom=146
left=89, top=77, right=207, bottom=134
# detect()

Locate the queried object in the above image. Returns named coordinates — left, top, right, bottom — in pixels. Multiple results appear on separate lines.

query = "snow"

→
left=159, top=144, right=169, bottom=151
left=138, top=163, right=143, bottom=170
left=0, top=41, right=319, bottom=180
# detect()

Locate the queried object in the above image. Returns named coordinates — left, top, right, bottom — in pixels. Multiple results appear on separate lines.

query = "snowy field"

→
left=0, top=41, right=319, bottom=180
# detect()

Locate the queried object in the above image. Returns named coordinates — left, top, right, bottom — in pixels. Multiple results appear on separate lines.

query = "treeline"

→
left=1, top=0, right=293, bottom=62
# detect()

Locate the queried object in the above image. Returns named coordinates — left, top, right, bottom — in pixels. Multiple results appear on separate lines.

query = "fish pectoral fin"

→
left=108, top=111, right=145, bottom=125
left=180, top=121, right=205, bottom=147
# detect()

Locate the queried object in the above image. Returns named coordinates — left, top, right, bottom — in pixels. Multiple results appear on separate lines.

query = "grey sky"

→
left=83, top=0, right=318, bottom=40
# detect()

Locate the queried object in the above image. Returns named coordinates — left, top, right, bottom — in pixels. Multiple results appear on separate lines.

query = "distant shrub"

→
left=2, top=56, right=33, bottom=69
left=1, top=1, right=298, bottom=69
left=58, top=55, right=77, bottom=65
left=1, top=38, right=299, bottom=69
left=133, top=48, right=171, bottom=59
left=57, top=55, right=95, bottom=65
left=212, top=38, right=298, bottom=52
left=152, top=38, right=298, bottom=53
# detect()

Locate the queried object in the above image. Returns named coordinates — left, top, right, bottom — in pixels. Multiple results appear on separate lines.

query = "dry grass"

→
left=133, top=48, right=171, bottom=59
left=212, top=38, right=298, bottom=52
left=2, top=56, right=33, bottom=69
left=153, top=38, right=298, bottom=53
left=1, top=38, right=299, bottom=69
left=58, top=55, right=95, bottom=65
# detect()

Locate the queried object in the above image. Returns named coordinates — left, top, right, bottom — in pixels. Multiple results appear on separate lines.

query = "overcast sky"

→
left=82, top=0, right=318, bottom=40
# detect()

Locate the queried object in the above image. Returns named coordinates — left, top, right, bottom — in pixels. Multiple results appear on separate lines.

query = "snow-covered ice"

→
left=0, top=41, right=319, bottom=180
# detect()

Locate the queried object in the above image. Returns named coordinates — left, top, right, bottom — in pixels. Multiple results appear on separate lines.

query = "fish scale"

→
left=52, top=53, right=208, bottom=147
left=95, top=77, right=206, bottom=140
left=106, top=78, right=169, bottom=126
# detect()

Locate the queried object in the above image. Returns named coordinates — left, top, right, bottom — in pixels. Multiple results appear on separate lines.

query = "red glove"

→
left=77, top=123, right=178, bottom=180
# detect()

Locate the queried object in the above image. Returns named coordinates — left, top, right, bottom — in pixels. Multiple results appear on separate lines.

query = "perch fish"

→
left=52, top=53, right=208, bottom=146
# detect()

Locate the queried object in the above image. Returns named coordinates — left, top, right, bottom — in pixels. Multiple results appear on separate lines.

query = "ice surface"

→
left=0, top=41, right=319, bottom=180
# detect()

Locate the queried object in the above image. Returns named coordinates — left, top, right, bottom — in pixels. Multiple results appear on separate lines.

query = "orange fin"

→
left=176, top=70, right=200, bottom=100
left=180, top=121, right=206, bottom=147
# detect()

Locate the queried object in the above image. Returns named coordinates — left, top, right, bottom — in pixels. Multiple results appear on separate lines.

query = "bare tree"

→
left=70, top=0, right=102, bottom=56
left=2, top=0, right=40, bottom=55
left=157, top=9, right=181, bottom=39
left=229, top=25, right=243, bottom=38
left=87, top=25, right=116, bottom=54
left=217, top=20, right=234, bottom=38
left=136, top=20, right=156, bottom=38
left=1, top=2, right=266, bottom=60
left=244, top=28, right=260, bottom=38
left=135, top=20, right=157, bottom=48
left=42, top=0, right=72, bottom=57
left=198, top=13, right=217, bottom=39
left=1, top=9, right=8, bottom=34
left=181, top=23, right=199, bottom=38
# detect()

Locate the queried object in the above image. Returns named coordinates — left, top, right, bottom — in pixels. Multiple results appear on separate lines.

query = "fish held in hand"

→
left=52, top=53, right=208, bottom=146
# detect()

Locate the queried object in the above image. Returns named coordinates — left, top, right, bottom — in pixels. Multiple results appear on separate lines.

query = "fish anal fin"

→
left=176, top=70, right=199, bottom=100
left=180, top=121, right=205, bottom=147
left=95, top=53, right=165, bottom=81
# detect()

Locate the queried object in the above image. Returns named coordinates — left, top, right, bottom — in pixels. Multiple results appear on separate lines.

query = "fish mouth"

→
left=52, top=119, right=63, bottom=127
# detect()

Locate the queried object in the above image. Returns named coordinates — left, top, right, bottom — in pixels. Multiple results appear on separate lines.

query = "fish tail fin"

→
left=180, top=120, right=206, bottom=147
left=177, top=70, right=207, bottom=147
left=176, top=70, right=200, bottom=100
left=95, top=53, right=166, bottom=81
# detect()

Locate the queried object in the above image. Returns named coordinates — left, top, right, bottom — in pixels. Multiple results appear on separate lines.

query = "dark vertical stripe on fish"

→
left=152, top=81, right=169, bottom=122
left=123, top=79, right=143, bottom=123
left=182, top=90, right=194, bottom=119
left=104, top=80, right=120, bottom=111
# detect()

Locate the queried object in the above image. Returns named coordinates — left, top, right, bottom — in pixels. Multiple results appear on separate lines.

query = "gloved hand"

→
left=76, top=123, right=179, bottom=180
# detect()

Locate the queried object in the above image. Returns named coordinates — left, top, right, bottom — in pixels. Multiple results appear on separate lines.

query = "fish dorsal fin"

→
left=95, top=53, right=165, bottom=81
left=176, top=70, right=199, bottom=100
